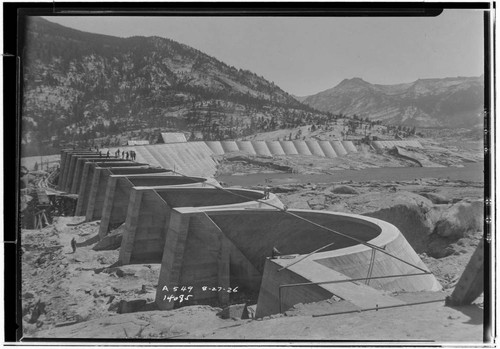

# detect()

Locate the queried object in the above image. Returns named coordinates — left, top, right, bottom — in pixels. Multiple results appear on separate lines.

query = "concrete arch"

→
left=318, top=141, right=338, bottom=158
left=330, top=141, right=348, bottom=156
left=252, top=141, right=273, bottom=157
left=342, top=141, right=358, bottom=153
left=154, top=208, right=441, bottom=313
left=265, top=141, right=285, bottom=156
left=305, top=141, right=326, bottom=157
left=236, top=141, right=257, bottom=155
left=292, top=140, right=313, bottom=156
left=221, top=141, right=239, bottom=153
left=204, top=141, right=225, bottom=155
left=279, top=141, right=299, bottom=155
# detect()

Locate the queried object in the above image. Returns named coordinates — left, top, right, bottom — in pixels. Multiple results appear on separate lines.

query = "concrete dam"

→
left=98, top=175, right=221, bottom=239
left=59, top=148, right=441, bottom=317
left=98, top=140, right=359, bottom=178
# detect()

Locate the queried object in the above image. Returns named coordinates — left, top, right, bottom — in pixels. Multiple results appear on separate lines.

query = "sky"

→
left=42, top=10, right=484, bottom=96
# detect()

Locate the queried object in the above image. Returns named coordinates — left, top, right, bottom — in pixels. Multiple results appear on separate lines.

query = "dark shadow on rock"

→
left=76, top=233, right=100, bottom=247
left=93, top=232, right=123, bottom=251
left=446, top=304, right=483, bottom=325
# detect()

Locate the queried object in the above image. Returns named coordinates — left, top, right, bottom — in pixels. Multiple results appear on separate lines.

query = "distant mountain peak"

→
left=338, top=77, right=368, bottom=85
left=302, top=76, right=483, bottom=128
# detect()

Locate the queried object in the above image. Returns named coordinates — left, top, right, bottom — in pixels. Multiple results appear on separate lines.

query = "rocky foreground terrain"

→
left=21, top=170, right=485, bottom=341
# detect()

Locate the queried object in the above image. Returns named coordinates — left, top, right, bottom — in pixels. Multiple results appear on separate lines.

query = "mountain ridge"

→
left=300, top=76, right=484, bottom=128
left=21, top=17, right=327, bottom=154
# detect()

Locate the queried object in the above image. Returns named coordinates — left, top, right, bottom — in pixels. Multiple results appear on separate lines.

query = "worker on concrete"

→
left=71, top=237, right=77, bottom=253
left=99, top=151, right=102, bottom=157
left=122, top=151, right=125, bottom=159
left=106, top=150, right=110, bottom=158
left=264, top=186, right=270, bottom=200
left=126, top=151, right=129, bottom=160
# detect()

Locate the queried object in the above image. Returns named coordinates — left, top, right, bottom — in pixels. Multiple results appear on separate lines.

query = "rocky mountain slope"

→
left=21, top=17, right=324, bottom=155
left=301, top=76, right=484, bottom=128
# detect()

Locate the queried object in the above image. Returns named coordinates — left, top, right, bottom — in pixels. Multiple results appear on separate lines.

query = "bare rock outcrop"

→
left=433, top=200, right=483, bottom=238
left=352, top=192, right=434, bottom=252
left=330, top=185, right=359, bottom=195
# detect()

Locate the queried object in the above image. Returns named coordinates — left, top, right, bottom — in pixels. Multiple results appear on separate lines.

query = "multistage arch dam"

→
left=60, top=149, right=440, bottom=318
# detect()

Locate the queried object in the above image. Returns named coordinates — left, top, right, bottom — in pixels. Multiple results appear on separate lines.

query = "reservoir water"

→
left=217, top=162, right=485, bottom=186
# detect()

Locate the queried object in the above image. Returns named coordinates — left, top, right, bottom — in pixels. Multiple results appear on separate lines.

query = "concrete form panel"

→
left=265, top=141, right=285, bottom=155
left=279, top=141, right=299, bottom=155
left=318, top=141, right=338, bottom=158
left=252, top=141, right=272, bottom=157
left=305, top=141, right=326, bottom=157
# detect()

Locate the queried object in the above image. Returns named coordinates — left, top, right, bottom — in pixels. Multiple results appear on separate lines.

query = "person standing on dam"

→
left=264, top=186, right=270, bottom=200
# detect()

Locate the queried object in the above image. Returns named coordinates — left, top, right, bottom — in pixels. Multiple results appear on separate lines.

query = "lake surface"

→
left=217, top=162, right=485, bottom=186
